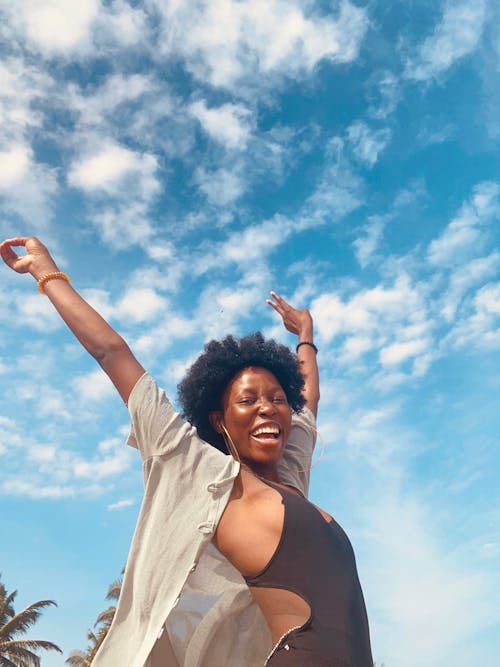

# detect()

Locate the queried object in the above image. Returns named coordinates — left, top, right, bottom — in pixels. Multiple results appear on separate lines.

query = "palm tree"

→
left=0, top=575, right=62, bottom=667
left=66, top=575, right=122, bottom=665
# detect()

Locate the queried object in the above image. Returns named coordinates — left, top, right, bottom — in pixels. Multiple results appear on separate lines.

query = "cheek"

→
left=223, top=406, right=250, bottom=430
left=282, top=411, right=292, bottom=440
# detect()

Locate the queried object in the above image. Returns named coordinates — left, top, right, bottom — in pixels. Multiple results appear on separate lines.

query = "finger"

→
left=269, top=291, right=287, bottom=306
left=271, top=291, right=296, bottom=314
left=0, top=242, right=18, bottom=264
left=266, top=298, right=281, bottom=313
left=1, top=237, right=30, bottom=247
left=266, top=298, right=288, bottom=318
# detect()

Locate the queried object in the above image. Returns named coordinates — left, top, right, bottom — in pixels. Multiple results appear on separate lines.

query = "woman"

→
left=1, top=237, right=373, bottom=667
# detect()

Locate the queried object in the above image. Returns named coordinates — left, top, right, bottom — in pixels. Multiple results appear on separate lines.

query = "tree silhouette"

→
left=0, top=575, right=62, bottom=667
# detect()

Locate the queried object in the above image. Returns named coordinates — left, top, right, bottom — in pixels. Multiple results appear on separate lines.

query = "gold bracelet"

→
left=37, top=271, right=71, bottom=295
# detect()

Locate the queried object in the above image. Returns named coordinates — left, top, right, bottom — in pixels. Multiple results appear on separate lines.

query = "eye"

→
left=272, top=396, right=287, bottom=404
left=237, top=398, right=255, bottom=405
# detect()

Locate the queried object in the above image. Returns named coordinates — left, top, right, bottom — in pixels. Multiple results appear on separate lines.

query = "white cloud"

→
left=295, top=147, right=363, bottom=230
left=312, top=274, right=436, bottom=381
left=91, top=201, right=156, bottom=249
left=428, top=181, right=499, bottom=266
left=448, top=281, right=500, bottom=350
left=0, top=57, right=53, bottom=146
left=0, top=415, right=24, bottom=455
left=38, top=386, right=74, bottom=421
left=0, top=145, right=30, bottom=187
left=96, top=0, right=148, bottom=47
left=0, top=412, right=135, bottom=501
left=67, top=73, right=156, bottom=128
left=346, top=121, right=391, bottom=168
left=313, top=275, right=425, bottom=342
left=406, top=0, right=487, bottom=80
left=367, top=70, right=400, bottom=119
left=15, top=293, right=62, bottom=331
left=154, top=0, right=368, bottom=89
left=193, top=214, right=295, bottom=278
left=194, top=282, right=266, bottom=340
left=0, top=58, right=57, bottom=225
left=379, top=338, right=428, bottom=365
left=440, top=252, right=500, bottom=321
left=67, top=141, right=161, bottom=248
left=353, top=218, right=385, bottom=268
left=68, top=142, right=159, bottom=198
left=195, top=166, right=245, bottom=206
left=223, top=215, right=293, bottom=263
left=7, top=0, right=100, bottom=56
left=1, top=479, right=75, bottom=499
left=107, top=497, right=135, bottom=511
left=28, top=445, right=58, bottom=462
left=72, top=368, right=116, bottom=403
left=338, top=335, right=373, bottom=364
left=475, top=282, right=500, bottom=315
left=417, top=122, right=456, bottom=147
left=73, top=440, right=132, bottom=479
left=189, top=100, right=252, bottom=149
left=115, top=287, right=167, bottom=323
left=0, top=144, right=58, bottom=226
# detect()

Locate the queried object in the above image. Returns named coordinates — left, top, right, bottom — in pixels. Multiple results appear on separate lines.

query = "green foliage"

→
left=0, top=574, right=62, bottom=667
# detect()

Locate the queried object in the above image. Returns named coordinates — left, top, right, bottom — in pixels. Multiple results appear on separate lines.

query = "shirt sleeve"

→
left=127, top=372, right=201, bottom=461
left=277, top=407, right=317, bottom=498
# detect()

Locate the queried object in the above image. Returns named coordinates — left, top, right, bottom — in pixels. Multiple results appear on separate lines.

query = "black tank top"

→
left=244, top=480, right=373, bottom=667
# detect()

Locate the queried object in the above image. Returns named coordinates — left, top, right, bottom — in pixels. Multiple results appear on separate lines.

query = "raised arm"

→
left=266, top=291, right=319, bottom=417
left=0, top=237, right=145, bottom=404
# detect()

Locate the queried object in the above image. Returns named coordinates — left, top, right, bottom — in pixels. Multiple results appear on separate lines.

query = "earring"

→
left=220, top=423, right=241, bottom=463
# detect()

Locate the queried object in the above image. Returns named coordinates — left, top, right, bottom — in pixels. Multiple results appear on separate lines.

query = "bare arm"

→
left=0, top=237, right=145, bottom=404
left=266, top=291, right=319, bottom=417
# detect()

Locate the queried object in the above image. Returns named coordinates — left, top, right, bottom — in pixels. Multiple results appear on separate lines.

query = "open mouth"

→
left=250, top=423, right=281, bottom=442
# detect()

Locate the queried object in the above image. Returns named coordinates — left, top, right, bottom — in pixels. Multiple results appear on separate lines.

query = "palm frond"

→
left=0, top=589, right=17, bottom=628
left=65, top=650, right=90, bottom=667
left=0, top=639, right=62, bottom=653
left=105, top=579, right=122, bottom=601
left=0, top=643, right=40, bottom=667
left=0, top=601, right=57, bottom=641
left=94, top=606, right=116, bottom=628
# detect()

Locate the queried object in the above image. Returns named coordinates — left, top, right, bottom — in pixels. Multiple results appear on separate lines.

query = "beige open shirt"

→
left=92, top=373, right=316, bottom=667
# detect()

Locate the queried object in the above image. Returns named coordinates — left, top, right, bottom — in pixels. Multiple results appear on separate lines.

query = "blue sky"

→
left=0, top=0, right=499, bottom=665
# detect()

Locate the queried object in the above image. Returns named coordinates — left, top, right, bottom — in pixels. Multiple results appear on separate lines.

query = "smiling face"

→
left=211, top=366, right=292, bottom=474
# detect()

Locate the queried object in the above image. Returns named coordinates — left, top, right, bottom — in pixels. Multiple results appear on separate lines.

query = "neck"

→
left=243, top=459, right=281, bottom=482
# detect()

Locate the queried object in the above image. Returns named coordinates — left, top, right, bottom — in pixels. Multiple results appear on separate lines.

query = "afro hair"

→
left=178, top=332, right=305, bottom=453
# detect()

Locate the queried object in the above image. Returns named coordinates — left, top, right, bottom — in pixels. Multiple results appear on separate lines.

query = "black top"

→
left=244, top=480, right=373, bottom=667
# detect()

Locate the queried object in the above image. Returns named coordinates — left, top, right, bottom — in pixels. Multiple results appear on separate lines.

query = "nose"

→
left=258, top=398, right=276, bottom=415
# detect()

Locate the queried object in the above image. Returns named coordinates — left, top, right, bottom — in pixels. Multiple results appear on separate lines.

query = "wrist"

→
left=298, top=329, right=314, bottom=343
left=31, top=263, right=60, bottom=282
left=37, top=271, right=71, bottom=294
left=296, top=341, right=318, bottom=354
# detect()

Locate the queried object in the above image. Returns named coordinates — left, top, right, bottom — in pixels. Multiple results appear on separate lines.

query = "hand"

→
left=266, top=291, right=313, bottom=339
left=0, top=237, right=58, bottom=279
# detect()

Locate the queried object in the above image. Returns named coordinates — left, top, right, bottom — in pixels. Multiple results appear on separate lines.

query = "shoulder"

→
left=291, top=406, right=316, bottom=429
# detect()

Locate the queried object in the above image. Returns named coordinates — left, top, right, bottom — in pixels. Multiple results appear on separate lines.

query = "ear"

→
left=209, top=410, right=223, bottom=433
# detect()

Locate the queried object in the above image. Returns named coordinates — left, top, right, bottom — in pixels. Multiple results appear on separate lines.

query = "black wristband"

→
left=296, top=341, right=318, bottom=354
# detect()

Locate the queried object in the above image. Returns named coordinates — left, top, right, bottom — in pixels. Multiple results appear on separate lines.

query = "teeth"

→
left=252, top=426, right=279, bottom=437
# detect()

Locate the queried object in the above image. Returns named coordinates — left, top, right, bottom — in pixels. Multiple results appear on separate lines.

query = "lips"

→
left=250, top=422, right=281, bottom=441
